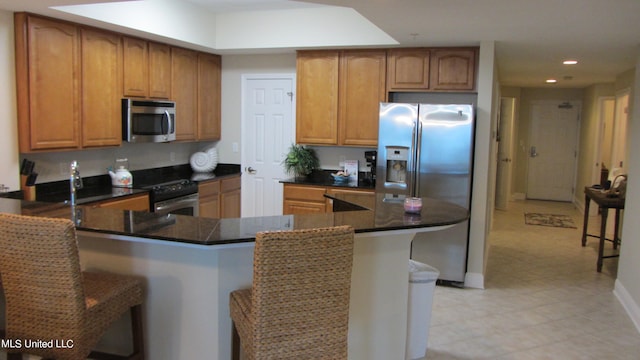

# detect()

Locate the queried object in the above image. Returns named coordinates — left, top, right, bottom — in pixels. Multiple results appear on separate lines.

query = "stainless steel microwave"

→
left=122, top=98, right=176, bottom=143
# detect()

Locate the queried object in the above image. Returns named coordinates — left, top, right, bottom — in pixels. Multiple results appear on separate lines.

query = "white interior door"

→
left=495, top=97, right=515, bottom=210
left=527, top=101, right=580, bottom=201
left=241, top=75, right=295, bottom=217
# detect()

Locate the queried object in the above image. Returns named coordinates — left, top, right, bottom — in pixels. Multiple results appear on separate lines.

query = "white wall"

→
left=218, top=53, right=374, bottom=172
left=615, top=50, right=640, bottom=332
left=465, top=41, right=497, bottom=288
left=219, top=54, right=296, bottom=165
left=0, top=10, right=19, bottom=191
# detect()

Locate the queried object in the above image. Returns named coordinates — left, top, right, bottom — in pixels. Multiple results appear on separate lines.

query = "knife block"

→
left=21, top=175, right=36, bottom=201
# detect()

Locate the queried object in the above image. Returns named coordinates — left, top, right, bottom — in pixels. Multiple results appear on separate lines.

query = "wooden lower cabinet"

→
left=199, top=179, right=221, bottom=219
left=283, top=183, right=374, bottom=215
left=199, top=175, right=241, bottom=219
left=220, top=176, right=241, bottom=218
left=325, top=188, right=375, bottom=211
left=283, top=184, right=328, bottom=215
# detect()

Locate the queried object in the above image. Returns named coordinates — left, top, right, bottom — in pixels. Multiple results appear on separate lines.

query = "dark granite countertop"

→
left=15, top=164, right=241, bottom=205
left=0, top=192, right=468, bottom=247
left=280, top=170, right=376, bottom=190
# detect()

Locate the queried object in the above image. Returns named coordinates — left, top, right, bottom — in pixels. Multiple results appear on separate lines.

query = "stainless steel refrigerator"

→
left=376, top=102, right=474, bottom=285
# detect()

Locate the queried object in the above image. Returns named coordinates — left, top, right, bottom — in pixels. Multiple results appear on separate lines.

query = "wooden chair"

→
left=229, top=225, right=355, bottom=360
left=0, top=213, right=145, bottom=360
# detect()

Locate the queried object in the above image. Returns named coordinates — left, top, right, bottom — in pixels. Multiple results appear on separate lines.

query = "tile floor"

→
left=423, top=200, right=640, bottom=359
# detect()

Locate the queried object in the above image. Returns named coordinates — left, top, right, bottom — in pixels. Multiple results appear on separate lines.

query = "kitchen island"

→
left=0, top=194, right=467, bottom=360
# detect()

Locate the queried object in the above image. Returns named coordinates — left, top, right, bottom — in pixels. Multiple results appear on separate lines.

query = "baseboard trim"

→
left=614, top=279, right=640, bottom=333
left=464, top=272, right=485, bottom=289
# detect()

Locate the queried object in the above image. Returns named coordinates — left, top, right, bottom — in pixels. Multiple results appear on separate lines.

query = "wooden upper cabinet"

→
left=387, top=48, right=430, bottom=91
left=15, top=13, right=81, bottom=152
left=171, top=47, right=198, bottom=141
left=123, top=36, right=148, bottom=98
left=197, top=53, right=222, bottom=141
left=338, top=50, right=386, bottom=147
left=148, top=42, right=171, bottom=99
left=296, top=50, right=340, bottom=145
left=429, top=48, right=477, bottom=91
left=80, top=28, right=123, bottom=148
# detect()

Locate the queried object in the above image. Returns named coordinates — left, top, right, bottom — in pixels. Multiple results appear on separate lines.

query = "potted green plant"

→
left=282, top=143, right=319, bottom=179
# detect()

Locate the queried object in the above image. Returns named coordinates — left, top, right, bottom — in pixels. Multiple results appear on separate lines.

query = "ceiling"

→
left=1, top=0, right=639, bottom=88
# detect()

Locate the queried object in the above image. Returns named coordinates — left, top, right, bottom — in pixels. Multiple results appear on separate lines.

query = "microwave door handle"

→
left=163, top=110, right=173, bottom=134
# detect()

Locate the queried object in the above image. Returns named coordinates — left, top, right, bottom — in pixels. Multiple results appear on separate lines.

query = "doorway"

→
left=495, top=97, right=516, bottom=210
left=241, top=74, right=295, bottom=217
left=526, top=101, right=580, bottom=201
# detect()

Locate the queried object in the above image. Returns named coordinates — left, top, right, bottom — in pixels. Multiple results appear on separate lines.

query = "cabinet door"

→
left=16, top=14, right=80, bottom=152
left=199, top=180, right=220, bottom=219
left=296, top=51, right=339, bottom=145
left=386, top=48, right=430, bottom=90
left=429, top=48, right=477, bottom=91
left=339, top=50, right=386, bottom=146
left=123, top=36, right=148, bottom=97
left=198, top=53, right=221, bottom=140
left=149, top=42, right=171, bottom=99
left=81, top=28, right=122, bottom=147
left=171, top=47, right=198, bottom=140
left=221, top=189, right=241, bottom=218
left=220, top=176, right=241, bottom=218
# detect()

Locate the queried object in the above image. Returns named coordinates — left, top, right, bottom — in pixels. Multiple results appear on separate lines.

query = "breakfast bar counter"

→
left=0, top=195, right=468, bottom=360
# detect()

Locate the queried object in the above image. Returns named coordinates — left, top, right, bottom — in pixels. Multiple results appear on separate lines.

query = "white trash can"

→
left=406, top=260, right=440, bottom=360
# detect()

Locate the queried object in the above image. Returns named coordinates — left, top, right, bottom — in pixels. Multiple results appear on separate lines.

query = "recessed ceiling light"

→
left=563, top=60, right=578, bottom=65
left=546, top=79, right=557, bottom=83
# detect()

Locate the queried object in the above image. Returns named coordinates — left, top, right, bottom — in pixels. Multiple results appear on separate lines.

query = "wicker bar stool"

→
left=0, top=213, right=145, bottom=360
left=229, top=225, right=355, bottom=360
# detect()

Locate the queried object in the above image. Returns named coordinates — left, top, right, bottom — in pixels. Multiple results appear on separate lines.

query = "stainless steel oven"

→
left=154, top=193, right=199, bottom=216
left=143, top=179, right=199, bottom=217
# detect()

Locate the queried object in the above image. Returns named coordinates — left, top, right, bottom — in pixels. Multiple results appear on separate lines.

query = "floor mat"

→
left=524, top=213, right=577, bottom=229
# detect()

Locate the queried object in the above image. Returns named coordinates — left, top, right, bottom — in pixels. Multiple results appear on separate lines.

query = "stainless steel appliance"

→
left=122, top=98, right=176, bottom=143
left=144, top=179, right=199, bottom=216
left=377, top=102, right=474, bottom=285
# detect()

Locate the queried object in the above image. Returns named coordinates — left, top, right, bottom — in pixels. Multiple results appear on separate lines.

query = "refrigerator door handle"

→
left=413, top=119, right=423, bottom=196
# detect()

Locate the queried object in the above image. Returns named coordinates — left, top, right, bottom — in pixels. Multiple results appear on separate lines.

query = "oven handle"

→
left=154, top=193, right=199, bottom=215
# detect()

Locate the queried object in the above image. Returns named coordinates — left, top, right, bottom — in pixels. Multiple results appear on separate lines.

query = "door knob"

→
left=530, top=146, right=538, bottom=158
left=245, top=166, right=257, bottom=174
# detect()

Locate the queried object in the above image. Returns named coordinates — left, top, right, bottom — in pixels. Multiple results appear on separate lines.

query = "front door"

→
left=241, top=75, right=295, bottom=217
left=527, top=101, right=580, bottom=201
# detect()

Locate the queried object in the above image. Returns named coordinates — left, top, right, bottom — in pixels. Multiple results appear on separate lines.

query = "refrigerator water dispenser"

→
left=385, top=146, right=409, bottom=184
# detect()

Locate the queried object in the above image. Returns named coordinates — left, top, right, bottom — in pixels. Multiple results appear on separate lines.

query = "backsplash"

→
left=21, top=141, right=216, bottom=184
left=311, top=146, right=377, bottom=172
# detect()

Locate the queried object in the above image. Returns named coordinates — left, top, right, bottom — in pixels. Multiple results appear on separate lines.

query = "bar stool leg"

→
left=597, top=205, right=608, bottom=272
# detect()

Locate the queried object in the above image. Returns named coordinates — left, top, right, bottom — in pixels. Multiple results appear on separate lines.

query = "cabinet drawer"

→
left=284, top=184, right=326, bottom=202
left=92, top=193, right=150, bottom=211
